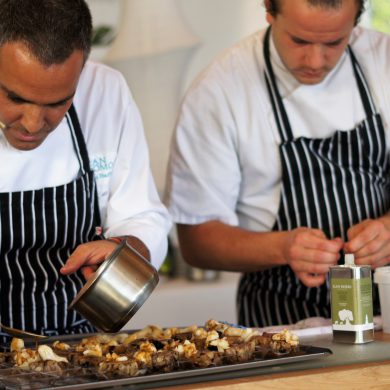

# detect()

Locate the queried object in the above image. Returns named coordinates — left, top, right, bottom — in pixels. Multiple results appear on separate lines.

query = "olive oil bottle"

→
left=330, top=254, right=374, bottom=344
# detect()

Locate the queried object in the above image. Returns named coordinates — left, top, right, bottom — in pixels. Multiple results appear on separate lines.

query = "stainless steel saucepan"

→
left=69, top=240, right=159, bottom=333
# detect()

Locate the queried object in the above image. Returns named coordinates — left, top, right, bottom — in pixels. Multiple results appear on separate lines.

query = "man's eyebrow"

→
left=2, top=85, right=75, bottom=106
left=290, top=34, right=345, bottom=45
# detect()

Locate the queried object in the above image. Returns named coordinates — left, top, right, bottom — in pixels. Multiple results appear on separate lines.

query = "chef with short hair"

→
left=0, top=0, right=171, bottom=341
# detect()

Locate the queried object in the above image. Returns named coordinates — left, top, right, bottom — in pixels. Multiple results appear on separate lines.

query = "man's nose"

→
left=306, top=44, right=326, bottom=69
left=20, top=105, right=46, bottom=134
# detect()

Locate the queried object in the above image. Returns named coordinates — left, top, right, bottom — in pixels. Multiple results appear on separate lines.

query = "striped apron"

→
left=0, top=105, right=100, bottom=344
left=237, top=27, right=390, bottom=327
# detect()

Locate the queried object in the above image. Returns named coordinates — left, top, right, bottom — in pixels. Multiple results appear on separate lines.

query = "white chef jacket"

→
left=0, top=61, right=172, bottom=269
left=165, top=26, right=390, bottom=232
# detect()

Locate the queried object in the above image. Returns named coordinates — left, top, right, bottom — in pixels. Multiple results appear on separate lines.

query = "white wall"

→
left=87, top=0, right=121, bottom=28
left=87, top=0, right=267, bottom=195
left=179, top=0, right=266, bottom=94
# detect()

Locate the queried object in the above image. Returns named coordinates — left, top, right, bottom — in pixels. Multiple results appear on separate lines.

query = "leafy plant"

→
left=92, top=25, right=115, bottom=46
left=371, top=0, right=390, bottom=33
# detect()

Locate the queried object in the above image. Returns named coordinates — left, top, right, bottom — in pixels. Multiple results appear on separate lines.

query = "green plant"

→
left=92, top=25, right=115, bottom=46
left=371, top=0, right=390, bottom=33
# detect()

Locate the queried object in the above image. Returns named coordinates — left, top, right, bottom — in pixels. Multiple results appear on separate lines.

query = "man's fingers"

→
left=60, top=255, right=86, bottom=275
left=60, top=240, right=117, bottom=275
left=297, top=272, right=326, bottom=287
left=289, top=246, right=340, bottom=273
left=295, top=231, right=343, bottom=252
left=346, top=219, right=389, bottom=253
left=293, top=260, right=336, bottom=274
left=81, top=265, right=98, bottom=280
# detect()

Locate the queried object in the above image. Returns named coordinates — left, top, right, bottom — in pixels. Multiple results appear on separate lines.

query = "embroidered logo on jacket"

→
left=90, top=155, right=114, bottom=180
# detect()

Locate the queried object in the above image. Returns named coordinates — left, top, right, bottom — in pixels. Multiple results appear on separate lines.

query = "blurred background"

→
left=85, top=0, right=266, bottom=328
left=86, top=0, right=388, bottom=200
left=87, top=0, right=265, bottom=196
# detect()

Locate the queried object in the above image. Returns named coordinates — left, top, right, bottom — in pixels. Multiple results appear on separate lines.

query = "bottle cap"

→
left=344, top=253, right=355, bottom=266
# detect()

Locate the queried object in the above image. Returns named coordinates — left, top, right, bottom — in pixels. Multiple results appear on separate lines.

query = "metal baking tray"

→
left=0, top=334, right=332, bottom=389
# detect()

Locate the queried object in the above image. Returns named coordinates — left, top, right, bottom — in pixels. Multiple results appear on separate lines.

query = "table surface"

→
left=160, top=331, right=390, bottom=390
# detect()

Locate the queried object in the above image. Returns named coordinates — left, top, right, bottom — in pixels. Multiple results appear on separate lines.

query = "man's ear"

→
left=264, top=0, right=274, bottom=24
left=264, top=0, right=271, bottom=13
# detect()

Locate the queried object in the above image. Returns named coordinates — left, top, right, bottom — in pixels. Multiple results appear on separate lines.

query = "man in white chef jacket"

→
left=165, top=0, right=390, bottom=327
left=0, top=0, right=171, bottom=341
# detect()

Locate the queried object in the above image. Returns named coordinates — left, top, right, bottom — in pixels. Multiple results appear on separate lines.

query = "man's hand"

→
left=60, top=240, right=118, bottom=279
left=344, top=217, right=390, bottom=268
left=282, top=227, right=343, bottom=287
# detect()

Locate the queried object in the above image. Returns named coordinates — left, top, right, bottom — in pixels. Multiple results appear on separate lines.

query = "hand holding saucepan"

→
left=60, top=240, right=118, bottom=279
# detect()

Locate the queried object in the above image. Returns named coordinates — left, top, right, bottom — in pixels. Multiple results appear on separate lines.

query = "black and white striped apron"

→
left=237, top=27, right=390, bottom=327
left=0, top=105, right=101, bottom=344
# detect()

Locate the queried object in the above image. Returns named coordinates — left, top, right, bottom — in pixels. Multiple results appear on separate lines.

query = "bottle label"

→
left=331, top=277, right=373, bottom=331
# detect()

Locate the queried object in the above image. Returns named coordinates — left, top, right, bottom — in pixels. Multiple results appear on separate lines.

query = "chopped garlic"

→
left=182, top=340, right=197, bottom=358
left=134, top=351, right=153, bottom=365
left=106, top=353, right=129, bottom=362
left=52, top=341, right=71, bottom=351
left=115, top=355, right=129, bottom=362
left=174, top=344, right=184, bottom=354
left=271, top=329, right=299, bottom=346
left=38, top=345, right=69, bottom=363
left=11, top=338, right=24, bottom=352
left=83, top=344, right=103, bottom=357
left=206, top=319, right=229, bottom=333
left=289, top=334, right=299, bottom=346
left=206, top=330, right=219, bottom=346
left=224, top=327, right=243, bottom=337
left=139, top=342, right=157, bottom=354
left=210, top=337, right=230, bottom=352
left=14, top=349, right=40, bottom=366
left=178, top=325, right=198, bottom=333
left=194, top=328, right=208, bottom=339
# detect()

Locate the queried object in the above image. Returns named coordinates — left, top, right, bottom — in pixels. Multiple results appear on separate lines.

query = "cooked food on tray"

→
left=1, top=319, right=300, bottom=378
left=8, top=338, right=69, bottom=373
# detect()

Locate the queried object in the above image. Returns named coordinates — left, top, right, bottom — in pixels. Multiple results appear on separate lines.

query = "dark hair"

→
left=265, top=0, right=366, bottom=25
left=0, top=0, right=93, bottom=65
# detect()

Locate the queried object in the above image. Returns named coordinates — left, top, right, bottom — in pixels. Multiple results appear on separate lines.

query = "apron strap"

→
left=66, top=104, right=102, bottom=228
left=263, top=26, right=294, bottom=142
left=348, top=46, right=377, bottom=118
left=65, top=104, right=92, bottom=175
